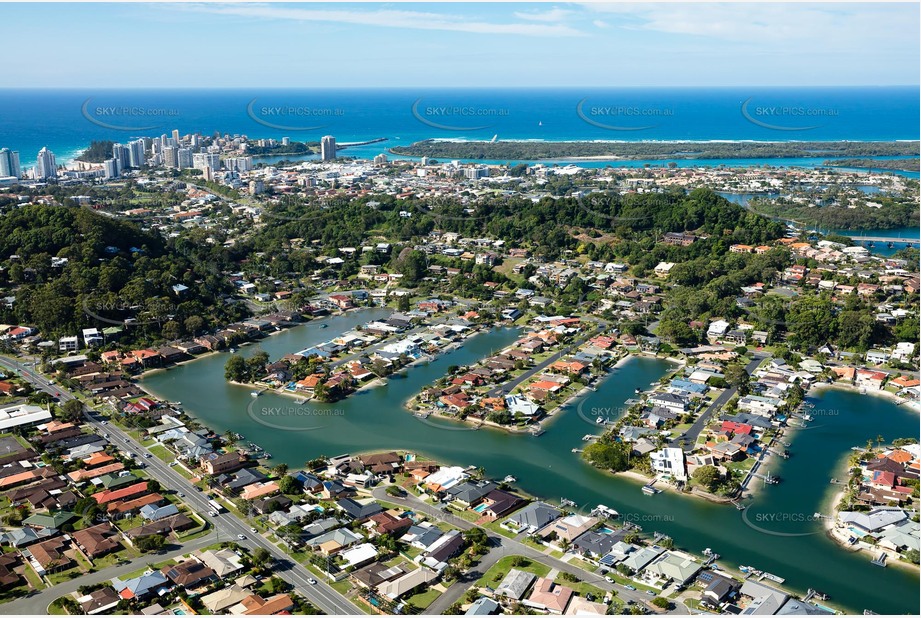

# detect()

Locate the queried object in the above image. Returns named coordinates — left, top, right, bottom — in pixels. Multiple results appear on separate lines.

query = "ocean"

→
left=0, top=87, right=918, bottom=167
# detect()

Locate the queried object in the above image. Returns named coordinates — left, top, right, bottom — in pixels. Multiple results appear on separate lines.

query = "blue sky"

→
left=3, top=2, right=918, bottom=87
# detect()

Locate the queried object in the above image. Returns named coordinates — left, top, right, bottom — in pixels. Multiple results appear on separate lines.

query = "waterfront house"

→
left=200, top=452, right=247, bottom=475
left=571, top=530, right=623, bottom=560
left=647, top=392, right=688, bottom=414
left=856, top=369, right=888, bottom=390
left=650, top=447, right=688, bottom=481
left=642, top=551, right=701, bottom=587
left=505, top=501, right=561, bottom=534
left=538, top=514, right=598, bottom=544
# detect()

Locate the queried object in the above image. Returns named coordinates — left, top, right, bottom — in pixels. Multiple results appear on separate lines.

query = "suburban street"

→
left=368, top=487, right=667, bottom=612
left=0, top=532, right=219, bottom=614
left=670, top=353, right=768, bottom=452
left=0, top=354, right=362, bottom=616
left=485, top=321, right=606, bottom=398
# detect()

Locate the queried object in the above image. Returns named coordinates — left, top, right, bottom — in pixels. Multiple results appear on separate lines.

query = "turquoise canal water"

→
left=142, top=311, right=919, bottom=614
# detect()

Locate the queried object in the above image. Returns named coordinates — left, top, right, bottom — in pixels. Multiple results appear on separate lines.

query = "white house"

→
left=650, top=448, right=687, bottom=482
left=707, top=320, right=730, bottom=339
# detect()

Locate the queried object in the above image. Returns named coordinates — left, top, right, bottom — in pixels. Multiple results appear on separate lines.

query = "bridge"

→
left=843, top=234, right=919, bottom=245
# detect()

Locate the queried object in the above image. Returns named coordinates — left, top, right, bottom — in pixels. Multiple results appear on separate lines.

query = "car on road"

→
left=101, top=420, right=108, bottom=425
left=237, top=534, right=246, bottom=540
left=144, top=453, right=152, bottom=458
left=645, top=590, right=655, bottom=596
left=604, top=576, right=615, bottom=583
left=177, top=492, right=185, bottom=498
left=307, top=578, right=317, bottom=585
left=250, top=527, right=258, bottom=533
left=624, top=585, right=636, bottom=591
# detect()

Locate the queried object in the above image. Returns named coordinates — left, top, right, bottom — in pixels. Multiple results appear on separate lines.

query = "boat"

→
left=761, top=572, right=785, bottom=583
left=230, top=348, right=236, bottom=353
left=319, top=323, right=328, bottom=328
left=250, top=391, right=259, bottom=398
left=641, top=484, right=661, bottom=495
left=293, top=397, right=307, bottom=405
left=503, top=475, right=517, bottom=483
left=591, top=505, right=619, bottom=519
left=560, top=498, right=576, bottom=507
left=739, top=565, right=756, bottom=574
left=596, top=416, right=605, bottom=425
left=870, top=553, right=887, bottom=567
left=634, top=388, right=641, bottom=394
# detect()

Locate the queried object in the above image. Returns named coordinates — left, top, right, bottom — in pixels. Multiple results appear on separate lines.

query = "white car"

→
left=307, top=578, right=317, bottom=585
left=604, top=576, right=615, bottom=584
left=237, top=534, right=246, bottom=541
left=250, top=527, right=258, bottom=533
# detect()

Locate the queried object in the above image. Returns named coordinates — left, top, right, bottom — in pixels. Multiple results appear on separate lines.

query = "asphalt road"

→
left=670, top=353, right=769, bottom=452
left=1, top=532, right=219, bottom=614
left=485, top=322, right=605, bottom=398
left=0, top=355, right=361, bottom=615
left=369, top=487, right=662, bottom=611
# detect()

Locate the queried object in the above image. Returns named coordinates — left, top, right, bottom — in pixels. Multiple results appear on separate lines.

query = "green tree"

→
left=692, top=465, right=722, bottom=492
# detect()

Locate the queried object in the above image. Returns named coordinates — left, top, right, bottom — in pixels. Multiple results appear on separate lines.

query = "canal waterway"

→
left=142, top=312, right=919, bottom=614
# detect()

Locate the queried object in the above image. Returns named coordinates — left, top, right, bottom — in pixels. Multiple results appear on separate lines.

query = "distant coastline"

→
left=390, top=139, right=920, bottom=161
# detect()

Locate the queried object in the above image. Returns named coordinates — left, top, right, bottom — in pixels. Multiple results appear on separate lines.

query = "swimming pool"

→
left=473, top=503, right=489, bottom=513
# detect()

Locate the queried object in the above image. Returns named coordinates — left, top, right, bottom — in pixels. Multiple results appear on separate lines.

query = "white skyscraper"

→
left=172, top=129, right=181, bottom=146
left=35, top=147, right=57, bottom=180
left=177, top=148, right=193, bottom=170
left=163, top=146, right=179, bottom=168
left=128, top=139, right=146, bottom=168
left=320, top=135, right=336, bottom=161
left=112, top=143, right=131, bottom=174
left=192, top=152, right=221, bottom=172
left=0, top=148, right=21, bottom=179
left=103, top=158, right=119, bottom=179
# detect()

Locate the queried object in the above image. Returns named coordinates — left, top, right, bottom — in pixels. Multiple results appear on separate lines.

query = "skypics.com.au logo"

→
left=740, top=97, right=839, bottom=131
left=83, top=296, right=179, bottom=327
left=576, top=98, right=673, bottom=132
left=246, top=99, right=345, bottom=131
left=411, top=98, right=509, bottom=131
left=81, top=98, right=179, bottom=131
left=246, top=399, right=345, bottom=432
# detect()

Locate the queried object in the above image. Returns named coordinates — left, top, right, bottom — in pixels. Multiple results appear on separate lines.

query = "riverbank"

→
left=823, top=450, right=921, bottom=574
left=810, top=381, right=921, bottom=413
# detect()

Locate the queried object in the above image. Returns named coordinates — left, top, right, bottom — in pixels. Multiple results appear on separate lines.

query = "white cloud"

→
left=593, top=20, right=609, bottom=29
left=580, top=2, right=918, bottom=47
left=186, top=3, right=586, bottom=37
left=514, top=7, right=574, bottom=23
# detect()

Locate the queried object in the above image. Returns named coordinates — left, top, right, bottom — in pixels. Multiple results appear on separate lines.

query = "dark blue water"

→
left=0, top=87, right=918, bottom=166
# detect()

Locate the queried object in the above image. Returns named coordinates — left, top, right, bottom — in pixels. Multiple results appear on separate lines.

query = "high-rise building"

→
left=163, top=146, right=179, bottom=168
left=103, top=158, right=119, bottom=179
left=281, top=137, right=290, bottom=146
left=224, top=156, right=253, bottom=173
left=35, top=147, right=57, bottom=180
left=172, top=129, right=181, bottom=146
left=320, top=135, right=336, bottom=161
left=177, top=148, right=193, bottom=170
left=128, top=139, right=146, bottom=168
left=112, top=143, right=130, bottom=174
left=0, top=148, right=21, bottom=179
left=192, top=152, right=221, bottom=172
left=373, top=153, right=388, bottom=166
